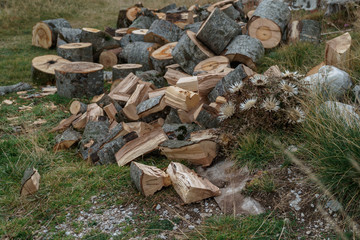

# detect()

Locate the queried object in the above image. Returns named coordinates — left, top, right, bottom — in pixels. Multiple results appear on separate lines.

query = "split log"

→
left=288, top=20, right=321, bottom=43
left=220, top=4, right=240, bottom=20
left=194, top=56, right=230, bottom=75
left=20, top=168, right=41, bottom=196
left=54, top=128, right=82, bottom=151
left=306, top=62, right=325, bottom=77
left=121, top=42, right=160, bottom=71
left=196, top=8, right=241, bottom=55
left=32, top=18, right=71, bottom=49
left=122, top=122, right=154, bottom=137
left=183, top=22, right=203, bottom=34
left=128, top=16, right=156, bottom=32
left=86, top=103, right=104, bottom=121
left=177, top=104, right=203, bottom=124
left=69, top=101, right=87, bottom=115
left=247, top=0, right=291, bottom=48
left=130, top=29, right=148, bottom=41
left=148, top=87, right=167, bottom=98
left=325, top=32, right=351, bottom=70
left=225, top=35, right=264, bottom=70
left=247, top=9, right=255, bottom=19
left=93, top=93, right=123, bottom=112
left=99, top=47, right=122, bottom=68
left=103, top=103, right=118, bottom=121
left=195, top=105, right=219, bottom=128
left=109, top=73, right=140, bottom=100
left=130, top=162, right=171, bottom=196
left=115, top=28, right=128, bottom=37
left=137, top=95, right=167, bottom=118
left=72, top=112, right=88, bottom=129
left=136, top=70, right=167, bottom=88
left=150, top=42, right=177, bottom=74
left=57, top=43, right=93, bottom=62
left=164, top=68, right=191, bottom=85
left=165, top=86, right=200, bottom=111
left=57, top=28, right=82, bottom=47
left=97, top=137, right=126, bottom=165
left=208, top=64, right=247, bottom=102
left=31, top=55, right=70, bottom=85
left=144, top=20, right=183, bottom=45
left=242, top=64, right=255, bottom=77
left=164, top=108, right=182, bottom=124
left=162, top=123, right=202, bottom=140
left=50, top=114, right=81, bottom=133
left=0, top=82, right=32, bottom=96
left=197, top=72, right=228, bottom=97
left=172, top=31, right=214, bottom=75
left=160, top=140, right=217, bottom=167
left=55, top=62, right=104, bottom=98
left=190, top=129, right=219, bottom=142
left=117, top=4, right=143, bottom=28
left=112, top=64, right=143, bottom=81
left=166, top=11, right=194, bottom=29
left=117, top=10, right=132, bottom=28
left=159, top=3, right=177, bottom=12
left=115, top=127, right=168, bottom=166
left=176, top=76, right=199, bottom=92
left=166, top=162, right=221, bottom=204
left=123, top=83, right=150, bottom=121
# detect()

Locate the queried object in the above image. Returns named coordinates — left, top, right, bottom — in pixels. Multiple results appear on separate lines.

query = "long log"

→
left=0, top=82, right=32, bottom=96
left=288, top=20, right=321, bottom=43
left=57, top=43, right=93, bottom=62
left=121, top=42, right=160, bottom=71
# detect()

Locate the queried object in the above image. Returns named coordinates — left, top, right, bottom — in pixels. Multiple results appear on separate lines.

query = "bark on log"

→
left=164, top=68, right=191, bottom=85
left=195, top=105, right=219, bottom=128
left=72, top=112, right=88, bottom=130
left=55, top=62, right=104, bottom=98
left=247, top=0, right=291, bottom=48
left=0, top=82, right=32, bottom=96
left=288, top=20, right=321, bottom=43
left=130, top=29, right=148, bottom=42
left=121, top=42, right=160, bottom=71
left=99, top=47, right=122, bottom=68
left=57, top=43, right=93, bottom=62
left=20, top=168, right=41, bottom=196
left=194, top=56, right=230, bottom=75
left=144, top=20, right=183, bottom=45
left=57, top=27, right=82, bottom=47
left=220, top=4, right=241, bottom=20
left=130, top=162, right=171, bottom=196
left=183, top=22, right=203, bottom=34
left=162, top=123, right=202, bottom=140
left=50, top=114, right=81, bottom=133
left=31, top=55, right=70, bottom=85
left=136, top=95, right=167, bottom=118
left=69, top=101, right=87, bottom=115
left=225, top=35, right=264, bottom=70
left=54, top=128, right=82, bottom=151
left=150, top=42, right=177, bottom=74
left=136, top=70, right=167, bottom=88
left=172, top=31, right=214, bottom=75
left=207, top=0, right=235, bottom=12
left=117, top=10, right=132, bottom=28
left=159, top=3, right=178, bottom=13
left=164, top=108, right=182, bottom=124
left=166, top=11, right=194, bottom=29
left=103, top=103, right=118, bottom=121
left=32, top=18, right=71, bottom=49
left=115, top=28, right=128, bottom=37
left=196, top=8, right=241, bottom=55
left=109, top=73, right=140, bottom=101
left=325, top=32, right=351, bottom=70
left=128, top=16, right=156, bottom=32
left=112, top=64, right=143, bottom=81
left=190, top=129, right=219, bottom=142
left=197, top=72, right=228, bottom=97
left=97, top=137, right=126, bottom=165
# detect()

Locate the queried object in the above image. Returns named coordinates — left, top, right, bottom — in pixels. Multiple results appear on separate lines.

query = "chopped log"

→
left=115, top=127, right=168, bottom=166
left=57, top=28, right=82, bottom=47
left=325, top=32, right=351, bottom=70
left=183, top=22, right=203, bottom=34
left=164, top=68, right=191, bottom=85
left=130, top=162, right=171, bottom=196
left=86, top=103, right=104, bottom=121
left=55, top=62, right=104, bottom=98
left=220, top=4, right=240, bottom=20
left=99, top=47, right=122, bottom=68
left=209, top=102, right=222, bottom=111
left=196, top=8, right=241, bottom=55
left=159, top=3, right=177, bottom=13
left=72, top=112, right=88, bottom=129
left=0, top=82, right=32, bottom=96
left=264, top=65, right=282, bottom=78
left=93, top=93, right=123, bottom=112
left=97, top=137, right=126, bottom=165
left=160, top=140, right=217, bottom=167
left=247, top=9, right=255, bottom=19
left=130, top=29, right=148, bottom=41
left=166, top=162, right=221, bottom=204
left=104, top=26, right=116, bottom=36
left=288, top=20, right=321, bottom=43
left=115, top=28, right=128, bottom=37
left=137, top=70, right=167, bottom=88
left=176, top=76, right=199, bottom=92
left=207, top=0, right=235, bottom=12
left=177, top=104, right=203, bottom=124
left=50, top=114, right=81, bottom=132
left=69, top=101, right=87, bottom=115
left=112, top=64, right=143, bottom=81
left=123, top=83, right=150, bottom=121
left=225, top=35, right=264, bottom=70
left=208, top=64, right=247, bottom=102
left=164, top=108, right=182, bottom=124
left=32, top=18, right=71, bottom=49
left=247, top=0, right=291, bottom=48
left=165, top=63, right=181, bottom=70
left=165, top=86, right=200, bottom=111
left=162, top=123, right=202, bottom=140
left=198, top=72, right=228, bottom=97
left=103, top=103, right=118, bottom=121
left=117, top=10, right=132, bottom=28
left=127, top=6, right=142, bottom=21
left=216, top=96, right=227, bottom=104
left=57, top=43, right=93, bottom=62
left=194, top=56, right=230, bottom=75
left=20, top=168, right=41, bottom=196
left=109, top=73, right=140, bottom=101
left=128, top=16, right=156, bottom=32
left=148, top=87, right=167, bottom=99
left=190, top=129, right=219, bottom=142
left=195, top=105, right=219, bottom=128
left=306, top=62, right=325, bottom=77
left=172, top=31, right=214, bottom=75
left=121, top=42, right=160, bottom=71
left=242, top=64, right=255, bottom=77
left=31, top=55, right=70, bottom=85
left=150, top=42, right=177, bottom=74
left=122, top=122, right=154, bottom=137
left=136, top=95, right=167, bottom=118
left=144, top=20, right=183, bottom=45
left=166, top=11, right=194, bottom=29
left=54, top=128, right=82, bottom=151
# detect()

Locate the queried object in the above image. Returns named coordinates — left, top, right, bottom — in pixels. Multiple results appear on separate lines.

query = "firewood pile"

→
left=29, top=0, right=352, bottom=203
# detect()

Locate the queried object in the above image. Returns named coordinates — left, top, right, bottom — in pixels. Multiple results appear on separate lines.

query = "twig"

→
left=321, top=29, right=352, bottom=36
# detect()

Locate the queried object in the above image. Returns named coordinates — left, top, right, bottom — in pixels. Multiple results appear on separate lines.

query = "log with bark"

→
left=150, top=42, right=177, bottom=74
left=112, top=64, right=143, bottom=81
left=103, top=103, right=118, bottom=122
left=31, top=55, right=70, bottom=85
left=55, top=62, right=104, bottom=98
left=72, top=112, right=88, bottom=130
left=263, top=65, right=282, bottom=78
left=99, top=47, right=122, bottom=68
left=109, top=73, right=140, bottom=101
left=162, top=123, right=202, bottom=140
left=220, top=4, right=241, bottom=20
left=190, top=128, right=219, bottom=142
left=183, top=22, right=203, bottom=34
left=164, top=68, right=191, bottom=85
left=224, top=35, right=264, bottom=70
left=57, top=27, right=82, bottom=47
left=0, top=82, right=32, bottom=96
left=54, top=128, right=82, bottom=151
left=288, top=20, right=321, bottom=43
left=166, top=162, right=221, bottom=204
left=136, top=70, right=167, bottom=88
left=115, top=28, right=128, bottom=37
left=20, top=168, right=41, bottom=196
left=194, top=56, right=230, bottom=75
left=136, top=95, right=167, bottom=119
left=130, top=162, right=171, bottom=196
left=86, top=103, right=104, bottom=122
left=207, top=0, right=235, bottom=12
left=325, top=32, right=351, bottom=70
left=172, top=31, right=214, bottom=75
left=165, top=86, right=200, bottom=111
left=57, top=43, right=93, bottom=62
left=196, top=8, right=241, bottom=55
left=117, top=4, right=143, bottom=28
left=128, top=16, right=156, bottom=32
left=123, top=83, right=150, bottom=121
left=96, top=136, right=126, bottom=165
left=247, top=0, right=291, bottom=48
left=70, top=101, right=87, bottom=115
left=197, top=72, right=229, bottom=97
left=195, top=105, right=219, bottom=128
left=144, top=20, right=183, bottom=45
left=166, top=11, right=194, bottom=29
left=32, top=18, right=71, bottom=49
left=121, top=42, right=160, bottom=71
left=130, top=29, right=148, bottom=42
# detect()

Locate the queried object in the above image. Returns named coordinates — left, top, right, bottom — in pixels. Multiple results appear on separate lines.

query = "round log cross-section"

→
left=57, top=42, right=93, bottom=62
left=55, top=62, right=104, bottom=98
left=150, top=42, right=177, bottom=74
left=31, top=55, right=70, bottom=85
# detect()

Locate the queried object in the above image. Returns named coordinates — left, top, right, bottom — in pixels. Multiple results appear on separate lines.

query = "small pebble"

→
left=188, top=225, right=195, bottom=230
left=156, top=204, right=161, bottom=210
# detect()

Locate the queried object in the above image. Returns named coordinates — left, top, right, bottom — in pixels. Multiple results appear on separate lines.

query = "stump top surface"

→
left=248, top=17, right=281, bottom=49
left=113, top=64, right=143, bottom=70
left=186, top=31, right=214, bottom=57
left=82, top=27, right=101, bottom=33
left=58, top=42, right=92, bottom=49
left=55, top=62, right=103, bottom=73
left=32, top=55, right=71, bottom=74
left=152, top=42, right=177, bottom=60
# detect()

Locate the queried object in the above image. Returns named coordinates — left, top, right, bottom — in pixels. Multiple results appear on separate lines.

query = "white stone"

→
left=156, top=204, right=161, bottom=210
left=188, top=225, right=195, bottom=230
left=185, top=214, right=191, bottom=220
left=320, top=101, right=360, bottom=128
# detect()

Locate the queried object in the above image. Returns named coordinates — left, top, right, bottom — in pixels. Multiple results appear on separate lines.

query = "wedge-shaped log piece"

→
left=97, top=137, right=127, bottom=165
left=112, top=64, right=143, bottom=81
left=162, top=123, right=202, bottom=140
left=148, top=87, right=167, bottom=99
left=109, top=73, right=140, bottom=101
left=103, top=103, right=118, bottom=121
left=122, top=122, right=154, bottom=137
left=194, top=56, right=230, bottom=75
left=166, top=162, right=221, bottom=204
left=57, top=43, right=93, bottom=62
left=21, top=168, right=41, bottom=196
left=54, top=128, right=82, bottom=151
left=150, top=42, right=177, bottom=74
left=164, top=68, right=191, bottom=85
left=137, top=95, right=167, bottom=118
left=160, top=140, right=217, bottom=167
left=144, top=20, right=183, bottom=45
left=165, top=86, right=200, bottom=111
left=325, top=32, right=351, bottom=70
left=263, top=65, right=282, bottom=78
left=115, top=127, right=168, bottom=166
left=31, top=55, right=70, bottom=85
left=176, top=76, right=199, bottom=92
left=86, top=103, right=104, bottom=122
left=197, top=72, right=228, bottom=97
left=130, top=162, right=171, bottom=196
left=72, top=112, right=88, bottom=130
left=123, top=83, right=150, bottom=121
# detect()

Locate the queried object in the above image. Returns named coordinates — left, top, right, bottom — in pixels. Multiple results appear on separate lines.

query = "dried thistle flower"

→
left=229, top=81, right=244, bottom=93
left=218, top=101, right=235, bottom=122
left=282, top=70, right=304, bottom=79
left=240, top=98, right=257, bottom=111
left=261, top=97, right=280, bottom=112
left=287, top=106, right=305, bottom=123
left=280, top=80, right=299, bottom=96
left=250, top=75, right=268, bottom=86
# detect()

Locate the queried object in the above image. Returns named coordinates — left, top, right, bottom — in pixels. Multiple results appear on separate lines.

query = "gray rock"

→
left=320, top=101, right=360, bottom=127
left=353, top=85, right=360, bottom=103
left=325, top=200, right=342, bottom=212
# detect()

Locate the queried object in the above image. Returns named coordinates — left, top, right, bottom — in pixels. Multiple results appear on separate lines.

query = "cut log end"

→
left=248, top=17, right=281, bottom=49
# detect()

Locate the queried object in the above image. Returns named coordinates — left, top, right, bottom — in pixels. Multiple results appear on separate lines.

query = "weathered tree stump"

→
left=55, top=62, right=104, bottom=98
left=121, top=42, right=160, bottom=71
left=57, top=43, right=93, bottom=62
left=172, top=31, right=214, bottom=75
left=247, top=0, right=291, bottom=48
left=31, top=55, right=70, bottom=85
left=288, top=20, right=321, bottom=43
left=144, top=20, right=183, bottom=45
left=150, top=42, right=177, bottom=74
left=32, top=18, right=71, bottom=49
left=57, top=27, right=82, bottom=47
left=99, top=47, right=122, bottom=68
left=112, top=64, right=143, bottom=81
left=225, top=35, right=264, bottom=70
left=196, top=8, right=241, bottom=55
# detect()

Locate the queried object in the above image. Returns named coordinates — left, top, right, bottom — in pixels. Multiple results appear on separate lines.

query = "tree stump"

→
left=112, top=64, right=143, bottom=81
left=288, top=20, right=321, bottom=43
left=99, top=47, right=122, bottom=68
left=196, top=8, right=241, bottom=55
left=57, top=43, right=93, bottom=62
left=121, top=42, right=160, bottom=71
left=150, top=42, right=177, bottom=74
left=32, top=18, right=71, bottom=49
left=144, top=20, right=183, bottom=45
left=130, top=29, right=148, bottom=42
left=55, top=62, right=104, bottom=98
left=325, top=32, right=351, bottom=70
left=194, top=56, right=230, bottom=75
left=57, top=27, right=82, bottom=47
left=247, top=0, right=291, bottom=48
left=31, top=55, right=70, bottom=85
left=225, top=35, right=264, bottom=70
left=172, top=31, right=214, bottom=75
